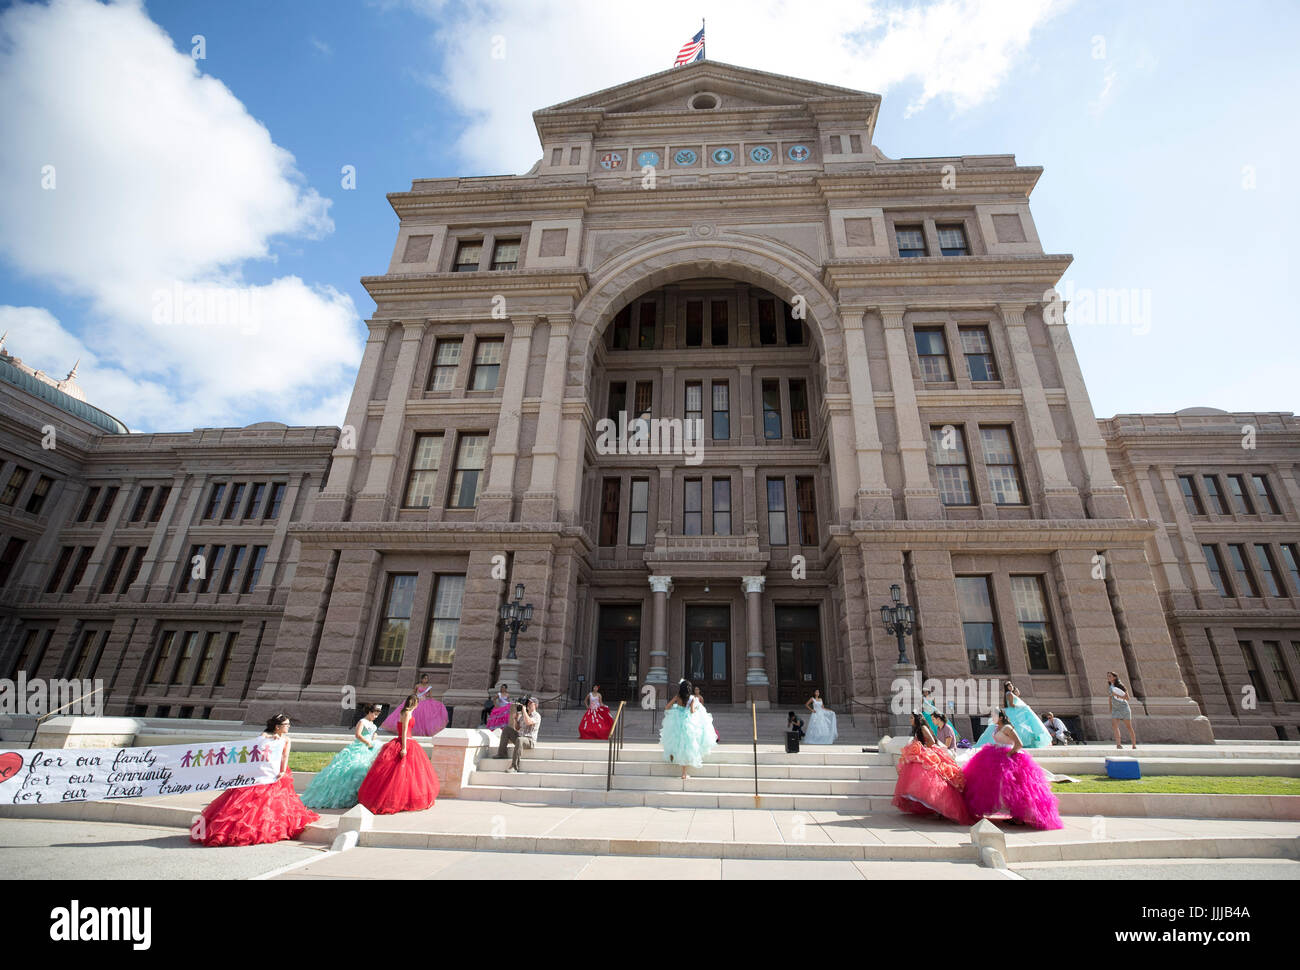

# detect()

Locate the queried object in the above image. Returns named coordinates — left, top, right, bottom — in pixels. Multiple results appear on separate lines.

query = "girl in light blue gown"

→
left=974, top=681, right=1050, bottom=749
left=920, top=687, right=942, bottom=739
left=660, top=680, right=716, bottom=778
left=301, top=705, right=384, bottom=809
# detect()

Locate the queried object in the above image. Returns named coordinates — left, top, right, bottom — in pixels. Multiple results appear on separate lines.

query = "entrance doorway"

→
left=595, top=604, right=641, bottom=703
left=775, top=604, right=823, bottom=705
left=684, top=604, right=730, bottom=703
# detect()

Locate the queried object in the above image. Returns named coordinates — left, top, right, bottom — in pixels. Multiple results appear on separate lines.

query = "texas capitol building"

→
left=3, top=63, right=1298, bottom=743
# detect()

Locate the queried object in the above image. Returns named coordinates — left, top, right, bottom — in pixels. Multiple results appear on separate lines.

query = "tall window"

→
left=448, top=434, right=488, bottom=508
left=0, top=466, right=28, bottom=505
left=628, top=479, right=649, bottom=546
left=265, top=482, right=287, bottom=520
left=684, top=301, right=703, bottom=346
left=373, top=574, right=418, bottom=665
left=789, top=380, right=810, bottom=439
left=712, top=478, right=731, bottom=536
left=896, top=225, right=927, bottom=257
left=711, top=382, right=730, bottom=440
left=177, top=543, right=202, bottom=594
left=243, top=482, right=266, bottom=521
left=11, top=628, right=51, bottom=678
left=914, top=328, right=952, bottom=382
left=960, top=326, right=998, bottom=381
left=0, top=537, right=25, bottom=587
left=1252, top=474, right=1280, bottom=513
left=637, top=303, right=657, bottom=349
left=45, top=546, right=73, bottom=594
left=220, top=545, right=248, bottom=594
left=129, top=486, right=154, bottom=522
left=957, top=576, right=1002, bottom=673
left=148, top=631, right=176, bottom=685
left=242, top=546, right=268, bottom=593
left=607, top=381, right=627, bottom=423
left=453, top=240, right=482, bottom=272
left=77, top=487, right=101, bottom=522
left=64, top=548, right=92, bottom=593
left=931, top=425, right=974, bottom=506
left=215, top=632, right=238, bottom=687
left=1200, top=475, right=1226, bottom=514
left=795, top=476, right=817, bottom=545
left=199, top=546, right=227, bottom=594
left=783, top=304, right=804, bottom=346
left=634, top=381, right=653, bottom=420
left=684, top=382, right=702, bottom=442
left=1202, top=544, right=1231, bottom=596
left=193, top=632, right=222, bottom=686
left=223, top=483, right=246, bottom=520
left=1254, top=545, right=1284, bottom=597
left=937, top=224, right=969, bottom=256
left=204, top=483, right=226, bottom=520
left=120, top=547, right=146, bottom=593
left=148, top=485, right=171, bottom=522
left=1178, top=475, right=1204, bottom=515
left=490, top=238, right=520, bottom=270
left=762, top=379, right=782, bottom=439
left=1227, top=544, right=1260, bottom=597
left=611, top=306, right=631, bottom=349
left=425, top=574, right=465, bottom=664
left=1280, top=544, right=1300, bottom=596
left=981, top=427, right=1025, bottom=505
left=403, top=433, right=444, bottom=508
left=766, top=478, right=788, bottom=546
left=99, top=547, right=128, bottom=594
left=470, top=338, right=503, bottom=391
left=757, top=299, right=777, bottom=345
left=1226, top=474, right=1253, bottom=514
left=1239, top=641, right=1270, bottom=702
left=683, top=479, right=702, bottom=535
left=1260, top=641, right=1297, bottom=702
left=428, top=339, right=462, bottom=391
left=1011, top=576, right=1060, bottom=672
left=25, top=475, right=53, bottom=515
left=710, top=301, right=728, bottom=346
left=599, top=479, right=620, bottom=546
left=94, top=486, right=118, bottom=522
left=170, top=631, right=200, bottom=685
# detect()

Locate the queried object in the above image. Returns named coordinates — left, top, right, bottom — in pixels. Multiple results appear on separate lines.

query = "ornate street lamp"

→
left=499, top=583, right=534, bottom=660
left=879, top=583, right=916, bottom=666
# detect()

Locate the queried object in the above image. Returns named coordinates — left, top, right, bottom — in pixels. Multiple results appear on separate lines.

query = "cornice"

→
left=823, top=254, right=1073, bottom=288
left=362, top=270, right=590, bottom=303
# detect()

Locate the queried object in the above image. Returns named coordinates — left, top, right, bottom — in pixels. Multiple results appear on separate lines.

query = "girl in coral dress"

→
left=357, top=695, right=440, bottom=814
left=302, top=704, right=383, bottom=809
left=892, top=712, right=975, bottom=825
left=381, top=673, right=448, bottom=737
left=660, top=680, right=716, bottom=779
left=578, top=685, right=614, bottom=740
left=486, top=684, right=513, bottom=730
left=962, top=709, right=1063, bottom=830
left=190, top=714, right=319, bottom=847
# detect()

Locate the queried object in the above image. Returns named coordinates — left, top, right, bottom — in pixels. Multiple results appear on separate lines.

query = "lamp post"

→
left=879, top=583, right=915, bottom=666
left=499, top=583, right=534, bottom=661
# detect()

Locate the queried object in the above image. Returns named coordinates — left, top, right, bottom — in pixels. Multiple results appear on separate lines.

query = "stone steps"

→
left=468, top=769, right=897, bottom=796
left=473, top=757, right=897, bottom=780
left=456, top=784, right=895, bottom=811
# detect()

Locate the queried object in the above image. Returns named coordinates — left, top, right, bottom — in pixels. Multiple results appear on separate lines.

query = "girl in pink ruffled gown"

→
left=381, top=673, right=448, bottom=737
left=892, top=712, right=974, bottom=825
left=961, top=709, right=1063, bottom=830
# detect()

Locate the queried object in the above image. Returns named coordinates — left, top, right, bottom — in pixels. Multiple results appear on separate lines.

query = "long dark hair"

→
left=677, top=680, right=692, bottom=705
left=264, top=713, right=290, bottom=734
left=910, top=711, right=927, bottom=743
left=1003, top=680, right=1019, bottom=697
left=995, top=708, right=1010, bottom=727
left=402, top=694, right=418, bottom=713
left=1107, top=671, right=1127, bottom=693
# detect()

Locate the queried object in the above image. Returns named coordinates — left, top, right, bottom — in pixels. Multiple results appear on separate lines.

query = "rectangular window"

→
left=931, top=425, right=974, bottom=506
left=25, top=475, right=54, bottom=515
left=1260, top=641, right=1297, bottom=702
left=470, top=338, right=503, bottom=391
left=1280, top=544, right=1300, bottom=596
left=1178, top=475, right=1204, bottom=516
left=243, top=482, right=266, bottom=521
left=220, top=545, right=247, bottom=594
left=762, top=379, right=782, bottom=439
left=1011, top=575, right=1060, bottom=672
left=64, top=547, right=92, bottom=593
left=766, top=478, right=788, bottom=546
left=684, top=382, right=702, bottom=442
left=120, top=547, right=146, bottom=593
left=795, top=476, right=817, bottom=545
left=45, top=546, right=73, bottom=594
left=12, top=628, right=51, bottom=678
left=1202, top=544, right=1231, bottom=596
left=403, top=433, right=444, bottom=509
left=148, top=485, right=171, bottom=522
left=373, top=574, right=417, bottom=665
left=1226, top=474, right=1253, bottom=514
left=981, top=427, right=1025, bottom=505
left=77, top=487, right=100, bottom=522
left=428, top=338, right=462, bottom=391
left=710, top=300, right=728, bottom=346
left=712, top=478, right=732, bottom=536
left=896, top=225, right=927, bottom=257
left=914, top=328, right=953, bottom=382
left=215, top=632, right=238, bottom=687
left=203, top=483, right=226, bottom=520
left=1227, top=544, right=1260, bottom=597
left=171, top=631, right=200, bottom=686
left=757, top=299, right=777, bottom=345
left=148, top=631, right=175, bottom=685
left=607, top=381, right=627, bottom=423
left=789, top=380, right=810, bottom=439
left=242, top=545, right=268, bottom=593
left=490, top=238, right=520, bottom=271
left=957, top=576, right=1002, bottom=673
left=448, top=433, right=489, bottom=508
left=425, top=574, right=465, bottom=664
left=959, top=326, right=998, bottom=382
left=0, top=466, right=29, bottom=506
left=599, top=479, right=620, bottom=546
left=611, top=305, right=631, bottom=349
left=99, top=546, right=128, bottom=594
left=937, top=224, right=969, bottom=256
left=628, top=479, right=649, bottom=546
left=711, top=382, right=730, bottom=440
left=94, top=486, right=118, bottom=522
left=264, top=482, right=287, bottom=520
left=1200, top=475, right=1226, bottom=515
left=177, top=543, right=202, bottom=594
left=1252, top=474, right=1280, bottom=514
left=1239, top=641, right=1271, bottom=703
left=569, top=146, right=582, bottom=165
left=1254, top=545, right=1284, bottom=597
left=634, top=380, right=653, bottom=420
left=223, top=483, right=246, bottom=521
left=784, top=303, right=804, bottom=345
left=683, top=479, right=702, bottom=535
left=129, top=486, right=153, bottom=522
left=453, top=240, right=482, bottom=272
left=684, top=301, right=703, bottom=347
left=193, top=631, right=222, bottom=686
left=637, top=303, right=656, bottom=349
left=199, top=546, right=226, bottom=594
left=0, top=537, right=26, bottom=587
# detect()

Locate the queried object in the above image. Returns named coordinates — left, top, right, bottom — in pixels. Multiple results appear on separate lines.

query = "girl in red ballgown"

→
left=892, top=712, right=975, bottom=825
left=190, top=714, right=319, bottom=847
left=357, top=694, right=440, bottom=814
left=578, top=684, right=614, bottom=739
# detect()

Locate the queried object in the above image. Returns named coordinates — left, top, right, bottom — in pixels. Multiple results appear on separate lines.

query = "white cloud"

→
left=405, top=0, right=1070, bottom=173
left=0, top=0, right=360, bottom=432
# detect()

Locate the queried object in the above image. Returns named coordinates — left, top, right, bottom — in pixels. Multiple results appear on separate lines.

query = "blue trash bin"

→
left=1105, top=757, right=1141, bottom=780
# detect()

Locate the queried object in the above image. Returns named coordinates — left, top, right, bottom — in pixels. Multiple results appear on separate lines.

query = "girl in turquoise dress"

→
left=301, top=705, right=384, bottom=809
left=974, top=681, right=1050, bottom=749
left=920, top=687, right=942, bottom=739
left=660, top=680, right=716, bottom=779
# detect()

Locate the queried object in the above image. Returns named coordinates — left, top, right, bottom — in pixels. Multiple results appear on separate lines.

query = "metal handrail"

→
left=751, top=700, right=759, bottom=801
left=28, top=684, right=104, bottom=748
left=605, top=700, right=626, bottom=792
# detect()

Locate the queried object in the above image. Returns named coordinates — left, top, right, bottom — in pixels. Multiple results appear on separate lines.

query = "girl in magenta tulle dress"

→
left=962, top=709, right=1063, bottom=829
left=486, top=684, right=513, bottom=730
left=190, top=714, right=319, bottom=847
left=358, top=695, right=440, bottom=814
left=578, top=685, right=614, bottom=740
left=892, top=712, right=974, bottom=825
left=381, top=673, right=448, bottom=737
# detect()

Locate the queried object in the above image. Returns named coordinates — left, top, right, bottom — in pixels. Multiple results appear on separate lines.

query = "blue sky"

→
left=0, top=0, right=1295, bottom=433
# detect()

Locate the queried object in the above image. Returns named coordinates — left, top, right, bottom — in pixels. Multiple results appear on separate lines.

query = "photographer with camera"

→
left=495, top=696, right=542, bottom=772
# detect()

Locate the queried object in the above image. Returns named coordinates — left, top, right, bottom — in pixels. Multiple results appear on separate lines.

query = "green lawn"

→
left=1052, top=774, right=1300, bottom=796
left=289, top=751, right=335, bottom=773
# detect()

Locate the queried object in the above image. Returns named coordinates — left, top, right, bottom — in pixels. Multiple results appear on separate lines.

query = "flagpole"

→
left=701, top=18, right=706, bottom=60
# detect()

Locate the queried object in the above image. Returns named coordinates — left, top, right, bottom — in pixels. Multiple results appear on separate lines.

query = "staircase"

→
left=543, top=705, right=880, bottom=745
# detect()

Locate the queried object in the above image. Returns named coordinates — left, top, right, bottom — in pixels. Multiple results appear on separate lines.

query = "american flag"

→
left=673, top=26, right=705, bottom=66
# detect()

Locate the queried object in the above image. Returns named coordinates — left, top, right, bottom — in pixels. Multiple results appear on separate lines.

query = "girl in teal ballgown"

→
left=974, top=681, right=1050, bottom=749
left=660, top=680, right=716, bottom=779
left=301, top=705, right=384, bottom=809
left=920, top=687, right=942, bottom=739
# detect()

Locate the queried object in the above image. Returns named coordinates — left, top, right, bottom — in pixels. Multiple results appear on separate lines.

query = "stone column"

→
left=478, top=316, right=537, bottom=521
left=647, top=575, right=672, bottom=685
left=317, top=322, right=392, bottom=521
left=841, top=307, right=892, bottom=519
left=353, top=320, right=426, bottom=521
left=741, top=575, right=770, bottom=707
left=522, top=316, right=571, bottom=522
left=879, top=306, right=940, bottom=518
